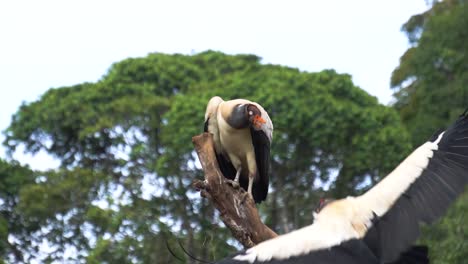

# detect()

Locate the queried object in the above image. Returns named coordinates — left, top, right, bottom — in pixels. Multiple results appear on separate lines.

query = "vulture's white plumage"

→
left=204, top=96, right=273, bottom=203
left=216, top=110, right=468, bottom=263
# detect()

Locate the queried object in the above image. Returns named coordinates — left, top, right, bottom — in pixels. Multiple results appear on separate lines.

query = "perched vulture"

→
left=216, top=110, right=468, bottom=263
left=204, top=96, right=273, bottom=203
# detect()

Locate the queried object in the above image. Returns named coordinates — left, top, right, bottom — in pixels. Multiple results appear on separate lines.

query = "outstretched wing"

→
left=358, top=111, right=468, bottom=262
left=218, top=238, right=378, bottom=264
left=217, top=242, right=427, bottom=264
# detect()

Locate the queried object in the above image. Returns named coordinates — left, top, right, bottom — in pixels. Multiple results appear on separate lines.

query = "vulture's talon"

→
left=240, top=192, right=253, bottom=204
left=226, top=179, right=240, bottom=189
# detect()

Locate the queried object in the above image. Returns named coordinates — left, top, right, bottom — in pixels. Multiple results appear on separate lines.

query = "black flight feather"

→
left=250, top=127, right=271, bottom=203
left=204, top=118, right=210, bottom=133
left=363, top=111, right=468, bottom=263
left=387, top=245, right=429, bottom=264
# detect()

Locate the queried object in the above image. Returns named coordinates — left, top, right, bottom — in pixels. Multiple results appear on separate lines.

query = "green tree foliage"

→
left=0, top=159, right=34, bottom=263
left=392, top=1, right=468, bottom=263
left=419, top=192, right=468, bottom=264
left=3, top=51, right=410, bottom=263
left=391, top=0, right=468, bottom=146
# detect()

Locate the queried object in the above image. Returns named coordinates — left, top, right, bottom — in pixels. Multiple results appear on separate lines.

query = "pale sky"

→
left=0, top=0, right=429, bottom=170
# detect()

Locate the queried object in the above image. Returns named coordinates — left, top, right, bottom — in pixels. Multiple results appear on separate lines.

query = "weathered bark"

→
left=192, top=133, right=278, bottom=248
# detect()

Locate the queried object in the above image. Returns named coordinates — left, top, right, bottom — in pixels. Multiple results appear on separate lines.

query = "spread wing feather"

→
left=360, top=112, right=468, bottom=262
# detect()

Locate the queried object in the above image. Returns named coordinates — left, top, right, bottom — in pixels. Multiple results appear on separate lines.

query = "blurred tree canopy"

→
left=2, top=51, right=411, bottom=263
left=391, top=0, right=468, bottom=146
left=0, top=160, right=34, bottom=264
left=1, top=1, right=466, bottom=262
left=392, top=0, right=468, bottom=262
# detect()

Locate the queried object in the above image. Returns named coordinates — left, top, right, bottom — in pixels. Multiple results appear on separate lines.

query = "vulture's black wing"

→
left=387, top=245, right=429, bottom=264
left=250, top=127, right=271, bottom=203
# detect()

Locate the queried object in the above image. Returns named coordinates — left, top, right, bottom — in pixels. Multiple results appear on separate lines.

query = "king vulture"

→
left=204, top=96, right=273, bottom=203
left=215, top=110, right=468, bottom=263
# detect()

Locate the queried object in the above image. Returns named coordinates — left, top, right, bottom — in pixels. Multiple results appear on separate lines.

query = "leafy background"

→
left=1, top=1, right=467, bottom=263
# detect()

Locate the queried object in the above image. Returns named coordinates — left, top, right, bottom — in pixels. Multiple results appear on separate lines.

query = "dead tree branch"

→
left=192, top=133, right=278, bottom=248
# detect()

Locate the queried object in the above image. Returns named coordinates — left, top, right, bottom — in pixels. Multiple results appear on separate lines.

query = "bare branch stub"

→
left=192, top=133, right=278, bottom=248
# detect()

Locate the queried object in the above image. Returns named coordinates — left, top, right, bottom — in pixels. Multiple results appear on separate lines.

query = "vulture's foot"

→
left=240, top=192, right=254, bottom=204
left=226, top=179, right=240, bottom=189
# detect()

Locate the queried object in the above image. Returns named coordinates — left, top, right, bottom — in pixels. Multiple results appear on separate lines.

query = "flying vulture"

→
left=215, top=110, right=468, bottom=263
left=204, top=96, right=273, bottom=203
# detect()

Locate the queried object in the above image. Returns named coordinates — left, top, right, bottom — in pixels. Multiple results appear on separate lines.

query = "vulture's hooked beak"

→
left=252, top=115, right=266, bottom=129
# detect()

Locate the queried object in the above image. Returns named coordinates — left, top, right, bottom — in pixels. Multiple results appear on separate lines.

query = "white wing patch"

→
left=358, top=132, right=445, bottom=217
left=204, top=96, right=225, bottom=154
left=234, top=131, right=447, bottom=263
left=234, top=198, right=364, bottom=262
left=234, top=224, right=337, bottom=263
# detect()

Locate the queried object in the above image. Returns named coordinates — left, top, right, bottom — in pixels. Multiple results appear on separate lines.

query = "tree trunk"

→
left=192, top=133, right=277, bottom=248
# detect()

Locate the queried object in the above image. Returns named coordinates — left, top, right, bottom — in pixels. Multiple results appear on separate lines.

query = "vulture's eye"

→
left=249, top=111, right=253, bottom=115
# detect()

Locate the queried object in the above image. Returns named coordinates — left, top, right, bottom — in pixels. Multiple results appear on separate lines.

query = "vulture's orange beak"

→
left=253, top=115, right=266, bottom=128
